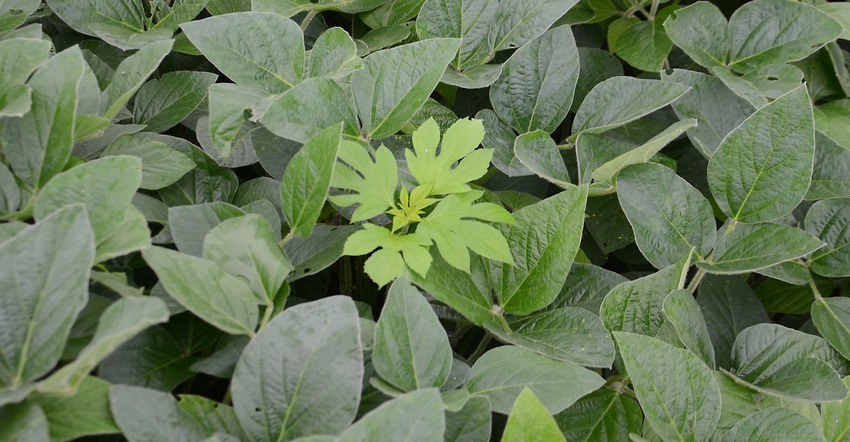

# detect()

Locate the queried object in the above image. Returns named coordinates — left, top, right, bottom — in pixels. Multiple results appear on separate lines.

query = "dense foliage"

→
left=2, top=0, right=850, bottom=440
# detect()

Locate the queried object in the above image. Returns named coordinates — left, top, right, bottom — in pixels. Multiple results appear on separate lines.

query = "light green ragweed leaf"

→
left=406, top=117, right=489, bottom=196
left=330, top=141, right=398, bottom=222
left=417, top=190, right=515, bottom=273
left=343, top=224, right=432, bottom=287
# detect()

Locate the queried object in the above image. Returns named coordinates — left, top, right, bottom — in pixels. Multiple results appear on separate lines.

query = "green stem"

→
left=687, top=267, right=707, bottom=294
left=279, top=231, right=294, bottom=247
left=258, top=303, right=274, bottom=330
left=809, top=277, right=824, bottom=301
left=300, top=10, right=318, bottom=31
left=468, top=334, right=492, bottom=364
left=649, top=0, right=660, bottom=18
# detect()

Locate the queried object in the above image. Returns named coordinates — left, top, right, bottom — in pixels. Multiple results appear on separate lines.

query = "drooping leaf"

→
left=168, top=202, right=245, bottom=257
left=3, top=46, right=84, bottom=189
left=372, top=278, right=452, bottom=391
left=491, top=186, right=588, bottom=315
left=612, top=7, right=675, bottom=72
left=822, top=376, right=850, bottom=442
left=465, top=345, right=604, bottom=414
left=698, top=221, right=824, bottom=274
left=617, top=163, right=715, bottom=268
left=806, top=198, right=850, bottom=277
left=261, top=78, right=359, bottom=145
left=571, top=77, right=689, bottom=138
left=727, top=0, right=842, bottom=73
left=490, top=26, right=579, bottom=134
left=696, top=275, right=770, bottom=370
left=337, top=389, right=444, bottom=442
left=484, top=307, right=615, bottom=368
left=46, top=0, right=145, bottom=37
left=554, top=388, right=642, bottom=442
left=307, top=27, right=362, bottom=78
left=663, top=289, right=715, bottom=369
left=614, top=332, right=721, bottom=442
left=202, top=214, right=292, bottom=304
left=502, top=388, right=565, bottom=442
left=102, top=134, right=196, bottom=190
left=36, top=297, right=168, bottom=395
left=600, top=253, right=690, bottom=336
left=707, top=84, right=814, bottom=223
left=33, top=376, right=119, bottom=442
left=729, top=323, right=848, bottom=401
left=281, top=124, right=342, bottom=237
left=232, top=296, right=363, bottom=441
left=132, top=70, right=217, bottom=133
left=812, top=297, right=850, bottom=362
left=110, top=385, right=207, bottom=442
left=206, top=83, right=268, bottom=159
left=283, top=224, right=359, bottom=280
left=0, top=206, right=94, bottom=388
left=808, top=132, right=850, bottom=200
left=351, top=38, right=459, bottom=139
left=513, top=130, right=571, bottom=188
left=181, top=12, right=304, bottom=93
left=330, top=141, right=398, bottom=222
left=142, top=246, right=258, bottom=335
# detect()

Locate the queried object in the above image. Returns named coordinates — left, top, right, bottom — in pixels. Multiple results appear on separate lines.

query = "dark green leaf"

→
left=168, top=202, right=245, bottom=257
left=663, top=289, right=715, bottom=369
left=261, top=77, right=360, bottom=144
left=373, top=278, right=452, bottom=391
left=181, top=12, right=304, bottom=93
left=307, top=27, right=362, bottom=78
left=617, top=163, right=714, bottom=268
left=614, top=332, right=721, bottom=442
left=47, top=0, right=145, bottom=36
left=485, top=307, right=615, bottom=368
left=133, top=71, right=217, bottom=133
left=554, top=389, right=642, bottom=442
left=284, top=224, right=359, bottom=280
left=110, top=385, right=207, bottom=442
left=100, top=40, right=174, bottom=120
left=489, top=0, right=580, bottom=52
left=698, top=221, right=824, bottom=274
left=33, top=376, right=119, bottom=442
left=232, top=296, right=363, bottom=441
left=102, top=134, right=196, bottom=190
left=808, top=132, right=850, bottom=200
left=806, top=199, right=850, bottom=277
left=513, top=130, right=570, bottom=188
left=98, top=325, right=197, bottom=391
left=465, top=346, right=604, bottom=414
left=0, top=206, right=94, bottom=388
left=352, top=39, right=459, bottom=139
left=444, top=395, right=491, bottom=442
left=281, top=124, right=341, bottom=237
left=812, top=297, right=850, bottom=361
left=490, top=26, right=579, bottom=133
left=720, top=405, right=824, bottom=442
left=143, top=246, right=258, bottom=335
left=663, top=2, right=728, bottom=71
left=415, top=0, right=497, bottom=69
left=0, top=401, right=50, bottom=441
left=492, top=186, right=588, bottom=315
left=821, top=376, right=850, bottom=442
left=612, top=8, right=674, bottom=72
left=179, top=395, right=247, bottom=440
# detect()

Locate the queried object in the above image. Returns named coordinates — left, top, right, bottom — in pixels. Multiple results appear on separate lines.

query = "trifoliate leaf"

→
left=343, top=224, right=432, bottom=287
left=331, top=141, right=398, bottom=222
left=417, top=190, right=515, bottom=272
left=405, top=117, right=491, bottom=196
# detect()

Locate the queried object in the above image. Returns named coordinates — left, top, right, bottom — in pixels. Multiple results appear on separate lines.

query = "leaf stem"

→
left=279, top=231, right=294, bottom=247
left=687, top=267, right=707, bottom=294
left=809, top=277, right=824, bottom=301
left=300, top=10, right=318, bottom=31
left=468, top=334, right=492, bottom=364
left=258, top=303, right=274, bottom=330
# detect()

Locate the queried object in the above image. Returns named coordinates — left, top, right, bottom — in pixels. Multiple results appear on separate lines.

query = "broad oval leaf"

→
left=100, top=40, right=174, bottom=120
left=805, top=198, right=850, bottom=277
left=727, top=0, right=842, bottom=73
left=181, top=12, right=304, bottom=94
left=0, top=205, right=94, bottom=388
left=489, top=0, right=579, bottom=52
left=133, top=70, right=217, bottom=133
left=32, top=376, right=120, bottom=442
left=707, top=85, right=814, bottom=223
left=484, top=307, right=615, bottom=368
left=168, top=202, right=246, bottom=257
left=373, top=278, right=452, bottom=391
left=490, top=25, right=579, bottom=134
left=617, top=163, right=715, bottom=268
left=663, top=2, right=728, bottom=71
left=444, top=395, right=491, bottom=442
left=336, top=389, right=444, bottom=442
left=571, top=77, right=689, bottom=138
left=554, top=389, right=642, bottom=442
left=102, top=134, right=196, bottom=190
left=822, top=376, right=850, bottom=442
left=492, top=186, right=588, bottom=315
left=142, top=246, right=258, bottom=335
left=261, top=77, right=360, bottom=144
left=352, top=38, right=459, bottom=139
left=47, top=0, right=145, bottom=37
left=513, top=130, right=571, bottom=188
left=811, top=297, right=850, bottom=362
left=465, top=345, right=604, bottom=414
left=720, top=406, right=825, bottom=442
left=232, top=296, right=363, bottom=441
left=203, top=214, right=292, bottom=304
left=34, top=156, right=142, bottom=245
left=280, top=124, right=342, bottom=237
left=416, top=0, right=497, bottom=69
left=612, top=8, right=675, bottom=72
left=307, top=27, right=362, bottom=78
left=600, top=254, right=690, bottom=336
left=729, top=323, right=848, bottom=401
left=698, top=221, right=824, bottom=274
left=614, top=332, right=721, bottom=442
left=110, top=385, right=207, bottom=442
left=502, top=388, right=565, bottom=442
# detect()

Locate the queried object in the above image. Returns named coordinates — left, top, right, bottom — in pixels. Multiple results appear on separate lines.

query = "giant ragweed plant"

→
left=331, top=117, right=515, bottom=286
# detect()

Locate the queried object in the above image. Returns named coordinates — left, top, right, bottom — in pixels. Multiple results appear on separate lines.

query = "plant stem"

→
left=809, top=277, right=824, bottom=301
left=300, top=10, right=318, bottom=31
left=468, top=334, right=492, bottom=364
left=687, top=267, right=707, bottom=294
